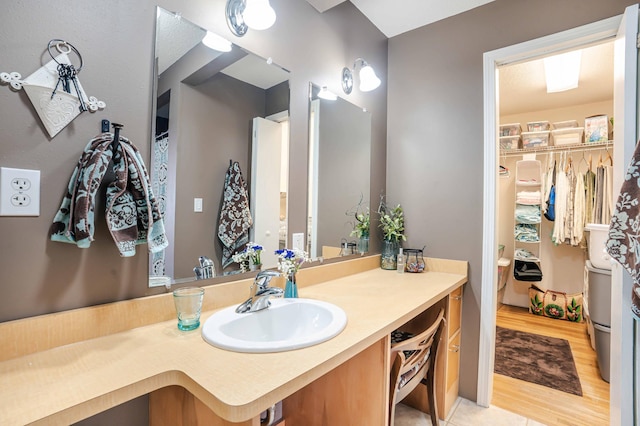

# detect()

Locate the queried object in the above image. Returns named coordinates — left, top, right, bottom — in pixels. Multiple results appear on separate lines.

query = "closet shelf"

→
left=515, top=181, right=542, bottom=187
left=500, top=140, right=613, bottom=157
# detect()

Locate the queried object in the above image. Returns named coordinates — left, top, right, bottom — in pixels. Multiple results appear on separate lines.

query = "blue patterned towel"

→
left=607, top=140, right=640, bottom=320
left=51, top=133, right=168, bottom=257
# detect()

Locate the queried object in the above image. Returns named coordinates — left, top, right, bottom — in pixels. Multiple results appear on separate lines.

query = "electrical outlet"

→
left=0, top=167, right=40, bottom=216
left=292, top=233, right=305, bottom=251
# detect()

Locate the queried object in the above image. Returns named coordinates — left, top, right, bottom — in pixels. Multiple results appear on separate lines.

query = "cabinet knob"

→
left=450, top=344, right=460, bottom=353
left=452, top=295, right=462, bottom=301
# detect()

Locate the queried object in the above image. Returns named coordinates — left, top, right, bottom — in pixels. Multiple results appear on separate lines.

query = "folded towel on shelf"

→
left=51, top=133, right=168, bottom=257
left=515, top=204, right=541, bottom=224
left=607, top=141, right=640, bottom=320
left=514, top=223, right=540, bottom=242
left=514, top=248, right=540, bottom=262
left=516, top=190, right=541, bottom=205
left=217, top=161, right=253, bottom=268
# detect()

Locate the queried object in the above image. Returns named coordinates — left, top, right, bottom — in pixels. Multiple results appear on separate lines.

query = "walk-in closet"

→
left=493, top=40, right=613, bottom=423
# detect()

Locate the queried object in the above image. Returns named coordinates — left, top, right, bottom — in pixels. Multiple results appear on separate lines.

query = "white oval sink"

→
left=201, top=298, right=347, bottom=353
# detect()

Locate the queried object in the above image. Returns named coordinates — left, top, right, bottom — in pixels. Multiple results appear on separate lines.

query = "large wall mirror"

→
left=150, top=7, right=290, bottom=286
left=307, top=83, right=371, bottom=260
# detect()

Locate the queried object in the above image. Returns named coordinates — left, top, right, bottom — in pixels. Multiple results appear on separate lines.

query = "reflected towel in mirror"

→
left=218, top=161, right=253, bottom=268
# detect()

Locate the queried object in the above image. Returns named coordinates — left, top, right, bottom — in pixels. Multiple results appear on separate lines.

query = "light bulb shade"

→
left=358, top=65, right=381, bottom=92
left=317, top=86, right=337, bottom=101
left=544, top=50, right=581, bottom=93
left=243, top=0, right=276, bottom=30
left=202, top=31, right=232, bottom=52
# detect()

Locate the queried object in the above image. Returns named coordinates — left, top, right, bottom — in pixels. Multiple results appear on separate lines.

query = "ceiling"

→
left=499, top=41, right=614, bottom=117
left=305, top=0, right=496, bottom=38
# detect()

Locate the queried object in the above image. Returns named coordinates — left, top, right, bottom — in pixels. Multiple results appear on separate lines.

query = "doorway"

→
left=492, top=40, right=614, bottom=424
left=480, top=6, right=639, bottom=426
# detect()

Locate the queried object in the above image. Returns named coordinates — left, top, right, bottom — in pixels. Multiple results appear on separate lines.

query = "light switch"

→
left=292, top=233, right=304, bottom=251
left=194, top=197, right=203, bottom=212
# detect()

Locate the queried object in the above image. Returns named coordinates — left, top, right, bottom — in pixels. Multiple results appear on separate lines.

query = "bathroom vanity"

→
left=0, top=256, right=466, bottom=425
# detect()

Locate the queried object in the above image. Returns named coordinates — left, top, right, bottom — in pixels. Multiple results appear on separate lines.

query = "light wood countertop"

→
left=0, top=257, right=467, bottom=425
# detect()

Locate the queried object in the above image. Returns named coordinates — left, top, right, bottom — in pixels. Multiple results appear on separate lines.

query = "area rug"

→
left=494, top=326, right=583, bottom=396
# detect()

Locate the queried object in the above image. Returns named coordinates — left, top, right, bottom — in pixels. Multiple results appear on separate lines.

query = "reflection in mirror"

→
left=307, top=83, right=371, bottom=260
left=150, top=7, right=290, bottom=287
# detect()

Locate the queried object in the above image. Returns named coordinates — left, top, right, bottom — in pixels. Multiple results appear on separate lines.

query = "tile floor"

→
left=394, top=397, right=547, bottom=426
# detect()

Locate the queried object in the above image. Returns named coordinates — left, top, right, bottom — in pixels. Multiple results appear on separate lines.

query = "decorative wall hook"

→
left=0, top=39, right=106, bottom=138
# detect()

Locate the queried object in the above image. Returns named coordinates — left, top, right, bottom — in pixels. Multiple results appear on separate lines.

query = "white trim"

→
left=479, top=16, right=622, bottom=408
left=611, top=6, right=639, bottom=425
left=266, top=109, right=289, bottom=123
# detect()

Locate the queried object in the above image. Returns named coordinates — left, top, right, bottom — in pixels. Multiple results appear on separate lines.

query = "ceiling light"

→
left=317, top=86, right=337, bottom=101
left=202, top=31, right=232, bottom=52
left=544, top=50, right=582, bottom=93
left=341, top=58, right=381, bottom=94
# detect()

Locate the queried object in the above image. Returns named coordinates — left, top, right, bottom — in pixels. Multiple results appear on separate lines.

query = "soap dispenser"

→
left=396, top=248, right=405, bottom=274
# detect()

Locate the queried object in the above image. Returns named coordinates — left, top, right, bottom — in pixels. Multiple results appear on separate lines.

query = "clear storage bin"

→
left=553, top=120, right=579, bottom=129
left=522, top=131, right=550, bottom=149
left=527, top=121, right=550, bottom=132
left=499, top=135, right=520, bottom=150
left=552, top=127, right=584, bottom=146
left=499, top=123, right=522, bottom=136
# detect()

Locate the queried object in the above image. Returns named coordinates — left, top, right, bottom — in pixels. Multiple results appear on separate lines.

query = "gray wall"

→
left=174, top=73, right=265, bottom=277
left=387, top=0, right=636, bottom=402
left=316, top=97, right=371, bottom=251
left=0, top=0, right=386, bottom=423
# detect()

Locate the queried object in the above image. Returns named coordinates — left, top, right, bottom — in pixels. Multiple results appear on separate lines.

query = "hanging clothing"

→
left=51, top=133, right=168, bottom=257
left=217, top=161, right=253, bottom=268
left=607, top=141, right=640, bottom=320
left=572, top=171, right=586, bottom=246
left=542, top=157, right=555, bottom=215
left=584, top=169, right=596, bottom=225
left=551, top=164, right=569, bottom=245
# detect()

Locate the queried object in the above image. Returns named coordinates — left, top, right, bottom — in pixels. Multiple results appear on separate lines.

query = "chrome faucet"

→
left=235, top=270, right=283, bottom=313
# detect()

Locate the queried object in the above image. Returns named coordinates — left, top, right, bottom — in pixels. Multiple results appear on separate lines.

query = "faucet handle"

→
left=253, top=270, right=281, bottom=291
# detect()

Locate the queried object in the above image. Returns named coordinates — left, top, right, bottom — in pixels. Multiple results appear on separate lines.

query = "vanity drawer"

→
left=448, top=287, right=462, bottom=338
left=446, top=332, right=461, bottom=391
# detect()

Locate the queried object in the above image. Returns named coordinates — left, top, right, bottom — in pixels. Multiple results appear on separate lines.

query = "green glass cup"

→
left=173, top=287, right=204, bottom=331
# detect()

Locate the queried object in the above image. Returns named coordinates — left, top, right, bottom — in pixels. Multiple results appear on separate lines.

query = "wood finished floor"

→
left=492, top=305, right=610, bottom=426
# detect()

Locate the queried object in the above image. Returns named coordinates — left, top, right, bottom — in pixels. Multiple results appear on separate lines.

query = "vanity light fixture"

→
left=317, top=86, right=337, bottom=101
left=543, top=50, right=582, bottom=93
left=243, top=0, right=276, bottom=30
left=202, top=31, right=232, bottom=52
left=341, top=58, right=381, bottom=94
left=226, top=0, right=276, bottom=37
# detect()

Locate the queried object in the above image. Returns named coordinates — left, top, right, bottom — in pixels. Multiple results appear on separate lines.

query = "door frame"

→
left=479, top=13, right=623, bottom=411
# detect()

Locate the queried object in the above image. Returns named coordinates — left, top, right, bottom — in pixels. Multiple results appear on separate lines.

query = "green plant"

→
left=377, top=198, right=406, bottom=242
left=350, top=209, right=370, bottom=239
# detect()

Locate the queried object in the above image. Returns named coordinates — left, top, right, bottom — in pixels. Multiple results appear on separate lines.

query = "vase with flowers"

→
left=378, top=199, right=406, bottom=270
left=231, top=242, right=263, bottom=273
left=275, top=248, right=310, bottom=298
left=350, top=208, right=370, bottom=254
